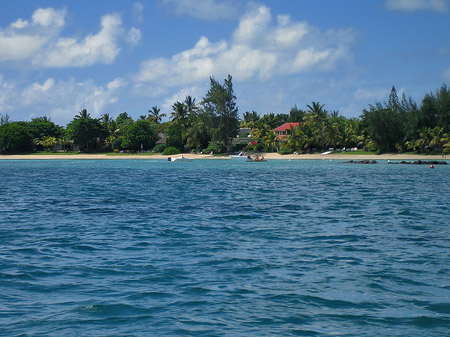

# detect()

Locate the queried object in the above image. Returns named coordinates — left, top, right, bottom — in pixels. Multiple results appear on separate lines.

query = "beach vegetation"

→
left=121, top=119, right=159, bottom=151
left=152, top=144, right=166, bottom=153
left=203, top=142, right=226, bottom=154
left=0, top=122, right=34, bottom=153
left=202, top=75, right=240, bottom=153
left=2, top=77, right=450, bottom=156
left=0, top=113, right=10, bottom=125
left=162, top=146, right=180, bottom=155
left=66, top=109, right=107, bottom=152
left=147, top=106, right=166, bottom=124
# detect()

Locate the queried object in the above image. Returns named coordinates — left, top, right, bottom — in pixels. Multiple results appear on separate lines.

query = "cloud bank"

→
left=385, top=0, right=449, bottom=12
left=135, top=5, right=355, bottom=86
left=0, top=7, right=141, bottom=68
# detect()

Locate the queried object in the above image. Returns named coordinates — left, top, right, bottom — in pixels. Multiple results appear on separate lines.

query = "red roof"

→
left=273, top=123, right=299, bottom=132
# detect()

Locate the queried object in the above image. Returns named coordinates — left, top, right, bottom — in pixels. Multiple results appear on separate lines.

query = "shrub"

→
left=112, top=137, right=123, bottom=150
left=163, top=146, right=180, bottom=155
left=203, top=142, right=226, bottom=154
left=278, top=147, right=294, bottom=155
left=153, top=143, right=166, bottom=153
left=255, top=143, right=265, bottom=151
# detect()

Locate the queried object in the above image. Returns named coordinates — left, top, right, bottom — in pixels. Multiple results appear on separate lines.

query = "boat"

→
left=230, top=152, right=247, bottom=160
left=168, top=155, right=194, bottom=162
left=320, top=151, right=332, bottom=156
left=246, top=156, right=267, bottom=162
left=246, top=159, right=267, bottom=162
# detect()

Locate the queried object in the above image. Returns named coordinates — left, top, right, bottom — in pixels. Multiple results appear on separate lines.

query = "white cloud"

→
left=136, top=36, right=228, bottom=84
left=233, top=5, right=271, bottom=43
left=385, top=0, right=449, bottom=12
left=0, top=75, right=16, bottom=111
left=21, top=78, right=55, bottom=105
left=0, top=7, right=134, bottom=68
left=161, top=86, right=202, bottom=117
left=126, top=27, right=142, bottom=46
left=162, top=0, right=237, bottom=20
left=32, top=7, right=66, bottom=27
left=135, top=5, right=355, bottom=86
left=133, top=2, right=145, bottom=23
left=0, top=76, right=127, bottom=124
left=11, top=19, right=29, bottom=29
left=33, top=14, right=123, bottom=68
left=0, top=33, right=45, bottom=61
left=354, top=87, right=389, bottom=102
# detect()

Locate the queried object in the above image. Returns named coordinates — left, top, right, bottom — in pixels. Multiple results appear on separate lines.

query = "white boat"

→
left=230, top=152, right=247, bottom=160
left=320, top=151, right=332, bottom=156
left=168, top=155, right=194, bottom=162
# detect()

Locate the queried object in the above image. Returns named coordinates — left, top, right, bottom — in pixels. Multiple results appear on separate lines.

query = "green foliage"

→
left=0, top=122, right=34, bottom=153
left=362, top=106, right=403, bottom=153
left=278, top=146, right=294, bottom=155
left=35, top=136, right=60, bottom=152
left=148, top=106, right=166, bottom=124
left=165, top=122, right=183, bottom=150
left=66, top=110, right=107, bottom=151
left=121, top=119, right=159, bottom=151
left=28, top=117, right=62, bottom=140
left=115, top=112, right=134, bottom=136
left=112, top=137, right=123, bottom=150
left=203, top=142, right=226, bottom=154
left=152, top=143, right=166, bottom=153
left=202, top=74, right=240, bottom=152
left=163, top=146, right=180, bottom=155
left=0, top=113, right=10, bottom=125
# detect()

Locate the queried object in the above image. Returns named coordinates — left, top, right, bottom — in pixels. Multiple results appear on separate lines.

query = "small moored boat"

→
left=246, top=155, right=267, bottom=162
left=168, top=155, right=194, bottom=162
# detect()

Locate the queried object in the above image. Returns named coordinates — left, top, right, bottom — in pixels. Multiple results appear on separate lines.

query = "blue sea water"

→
left=0, top=158, right=449, bottom=336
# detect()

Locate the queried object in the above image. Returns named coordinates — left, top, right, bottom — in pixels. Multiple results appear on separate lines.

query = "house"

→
left=231, top=128, right=252, bottom=145
left=156, top=132, right=167, bottom=144
left=273, top=123, right=299, bottom=140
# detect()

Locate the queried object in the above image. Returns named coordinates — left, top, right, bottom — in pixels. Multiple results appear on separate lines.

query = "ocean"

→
left=1, top=159, right=449, bottom=336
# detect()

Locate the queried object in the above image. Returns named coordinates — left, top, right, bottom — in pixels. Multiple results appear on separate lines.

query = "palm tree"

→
left=306, top=102, right=328, bottom=150
left=306, top=102, right=327, bottom=124
left=264, top=131, right=279, bottom=152
left=429, top=126, right=446, bottom=153
left=148, top=106, right=166, bottom=124
left=184, top=96, right=198, bottom=118
left=241, top=111, right=260, bottom=128
left=75, top=108, right=90, bottom=119
left=171, top=102, right=187, bottom=125
left=285, top=125, right=303, bottom=152
left=414, top=127, right=431, bottom=153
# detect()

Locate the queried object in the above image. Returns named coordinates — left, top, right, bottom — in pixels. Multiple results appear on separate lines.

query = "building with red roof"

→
left=273, top=123, right=299, bottom=140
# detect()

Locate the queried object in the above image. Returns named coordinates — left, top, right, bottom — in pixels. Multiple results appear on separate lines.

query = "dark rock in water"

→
left=387, top=160, right=447, bottom=165
left=344, top=160, right=377, bottom=164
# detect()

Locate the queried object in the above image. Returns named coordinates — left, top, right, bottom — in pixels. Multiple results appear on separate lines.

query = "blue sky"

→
left=1, top=0, right=449, bottom=126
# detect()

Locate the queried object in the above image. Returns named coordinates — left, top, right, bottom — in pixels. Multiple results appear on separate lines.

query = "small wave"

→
left=427, top=303, right=450, bottom=314
left=77, top=303, right=152, bottom=317
left=411, top=315, right=450, bottom=328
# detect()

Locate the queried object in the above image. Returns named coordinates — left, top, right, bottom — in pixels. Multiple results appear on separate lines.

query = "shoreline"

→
left=0, top=153, right=447, bottom=161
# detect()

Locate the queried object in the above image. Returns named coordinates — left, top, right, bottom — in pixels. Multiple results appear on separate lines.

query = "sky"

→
left=1, top=0, right=449, bottom=126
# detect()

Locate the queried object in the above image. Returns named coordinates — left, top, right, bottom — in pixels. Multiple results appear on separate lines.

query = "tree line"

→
left=0, top=77, right=449, bottom=155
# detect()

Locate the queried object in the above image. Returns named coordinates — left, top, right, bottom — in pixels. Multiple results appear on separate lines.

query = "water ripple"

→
left=0, top=159, right=449, bottom=336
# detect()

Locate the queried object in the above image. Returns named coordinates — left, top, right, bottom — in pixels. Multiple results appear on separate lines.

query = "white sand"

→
left=0, top=153, right=446, bottom=160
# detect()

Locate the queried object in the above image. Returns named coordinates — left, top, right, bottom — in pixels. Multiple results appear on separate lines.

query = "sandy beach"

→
left=0, top=153, right=447, bottom=161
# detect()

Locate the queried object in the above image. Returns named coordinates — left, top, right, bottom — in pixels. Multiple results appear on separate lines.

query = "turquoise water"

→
left=1, top=159, right=449, bottom=336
